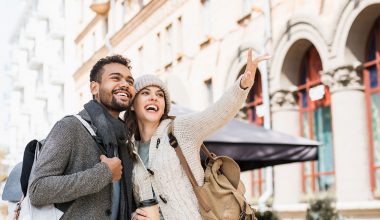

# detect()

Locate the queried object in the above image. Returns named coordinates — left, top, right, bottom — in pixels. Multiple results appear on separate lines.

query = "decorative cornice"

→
left=110, top=0, right=167, bottom=46
left=73, top=0, right=187, bottom=81
left=75, top=15, right=103, bottom=44
left=270, top=89, right=298, bottom=112
left=73, top=46, right=108, bottom=81
left=321, top=63, right=364, bottom=93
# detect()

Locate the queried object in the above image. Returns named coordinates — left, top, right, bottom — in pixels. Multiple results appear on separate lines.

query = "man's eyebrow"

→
left=109, top=72, right=134, bottom=82
left=109, top=72, right=123, bottom=77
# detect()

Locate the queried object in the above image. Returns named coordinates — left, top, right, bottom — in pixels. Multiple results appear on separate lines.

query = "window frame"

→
left=363, top=18, right=380, bottom=194
left=298, top=46, right=335, bottom=193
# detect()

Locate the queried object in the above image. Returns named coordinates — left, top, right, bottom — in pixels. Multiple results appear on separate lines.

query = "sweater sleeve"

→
left=28, top=119, right=113, bottom=206
left=174, top=76, right=250, bottom=148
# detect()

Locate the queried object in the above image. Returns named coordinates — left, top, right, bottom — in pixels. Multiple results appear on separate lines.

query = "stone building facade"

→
left=72, top=0, right=380, bottom=218
left=4, top=0, right=380, bottom=219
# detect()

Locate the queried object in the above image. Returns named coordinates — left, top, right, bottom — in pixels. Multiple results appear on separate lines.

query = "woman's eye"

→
left=157, top=93, right=164, bottom=98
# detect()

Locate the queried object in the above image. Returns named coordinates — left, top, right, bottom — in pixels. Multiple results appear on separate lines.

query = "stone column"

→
left=321, top=65, right=372, bottom=202
left=271, top=90, right=303, bottom=205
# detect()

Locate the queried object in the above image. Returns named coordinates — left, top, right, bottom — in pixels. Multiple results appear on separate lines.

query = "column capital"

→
left=321, top=64, right=364, bottom=93
left=271, top=89, right=298, bottom=112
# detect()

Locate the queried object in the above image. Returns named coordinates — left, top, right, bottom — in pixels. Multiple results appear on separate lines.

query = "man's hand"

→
left=240, top=48, right=271, bottom=89
left=100, top=155, right=122, bottom=182
left=131, top=209, right=150, bottom=220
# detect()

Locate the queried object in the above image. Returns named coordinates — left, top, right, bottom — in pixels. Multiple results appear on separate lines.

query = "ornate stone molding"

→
left=270, top=89, right=298, bottom=112
left=321, top=64, right=364, bottom=93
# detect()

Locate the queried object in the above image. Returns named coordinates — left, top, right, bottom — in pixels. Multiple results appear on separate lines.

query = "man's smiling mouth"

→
left=113, top=89, right=131, bottom=98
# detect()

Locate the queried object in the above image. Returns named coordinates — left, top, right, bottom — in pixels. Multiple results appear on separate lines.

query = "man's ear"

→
left=90, top=81, right=99, bottom=97
left=131, top=105, right=135, bottom=111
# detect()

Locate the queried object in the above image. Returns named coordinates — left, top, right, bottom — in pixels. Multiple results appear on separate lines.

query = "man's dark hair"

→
left=90, top=54, right=132, bottom=82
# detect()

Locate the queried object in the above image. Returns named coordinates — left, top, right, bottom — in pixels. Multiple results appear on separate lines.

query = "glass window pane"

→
left=302, top=112, right=310, bottom=138
left=313, top=107, right=334, bottom=191
left=253, top=170, right=258, bottom=179
left=369, top=66, right=378, bottom=89
left=253, top=183, right=259, bottom=196
left=370, top=93, right=380, bottom=166
left=301, top=90, right=308, bottom=108
left=261, top=181, right=266, bottom=193
left=261, top=168, right=266, bottom=181
left=375, top=169, right=380, bottom=193
left=314, top=107, right=334, bottom=173
left=304, top=161, right=312, bottom=175
left=305, top=177, right=312, bottom=194
left=367, top=34, right=376, bottom=61
left=318, top=175, right=334, bottom=192
left=251, top=106, right=256, bottom=122
left=300, top=60, right=307, bottom=85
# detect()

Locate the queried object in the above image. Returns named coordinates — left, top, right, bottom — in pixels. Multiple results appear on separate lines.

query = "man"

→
left=28, top=55, right=136, bottom=219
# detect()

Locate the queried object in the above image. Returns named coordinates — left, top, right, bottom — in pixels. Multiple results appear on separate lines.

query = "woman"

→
left=127, top=49, right=270, bottom=220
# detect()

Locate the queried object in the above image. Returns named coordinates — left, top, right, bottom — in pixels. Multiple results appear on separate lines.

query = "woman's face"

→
left=133, top=86, right=166, bottom=124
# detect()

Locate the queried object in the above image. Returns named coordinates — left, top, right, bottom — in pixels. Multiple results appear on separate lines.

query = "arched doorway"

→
left=364, top=17, right=380, bottom=194
left=298, top=46, right=334, bottom=193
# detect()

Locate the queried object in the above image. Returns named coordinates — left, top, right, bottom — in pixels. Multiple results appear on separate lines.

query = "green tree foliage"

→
left=255, top=210, right=281, bottom=220
left=306, top=196, right=341, bottom=220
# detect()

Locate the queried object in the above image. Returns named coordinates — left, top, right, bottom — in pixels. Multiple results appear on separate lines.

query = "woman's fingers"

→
left=245, top=49, right=271, bottom=74
left=253, top=53, right=271, bottom=65
left=241, top=50, right=271, bottom=89
left=246, top=48, right=253, bottom=70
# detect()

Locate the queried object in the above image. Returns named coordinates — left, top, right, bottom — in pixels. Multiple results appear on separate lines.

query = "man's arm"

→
left=28, top=119, right=113, bottom=206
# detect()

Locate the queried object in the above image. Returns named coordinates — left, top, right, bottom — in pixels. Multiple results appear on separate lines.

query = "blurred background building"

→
left=1, top=0, right=380, bottom=219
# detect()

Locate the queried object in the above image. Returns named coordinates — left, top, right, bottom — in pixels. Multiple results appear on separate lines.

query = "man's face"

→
left=91, top=63, right=135, bottom=117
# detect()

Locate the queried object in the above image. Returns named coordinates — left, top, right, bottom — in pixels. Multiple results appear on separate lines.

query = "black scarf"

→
left=84, top=100, right=127, bottom=158
left=84, top=100, right=135, bottom=219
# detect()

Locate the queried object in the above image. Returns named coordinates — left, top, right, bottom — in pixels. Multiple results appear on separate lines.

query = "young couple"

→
left=28, top=50, right=269, bottom=219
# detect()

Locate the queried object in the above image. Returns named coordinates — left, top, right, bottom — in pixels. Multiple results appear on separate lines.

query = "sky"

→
left=0, top=0, right=23, bottom=149
left=0, top=0, right=23, bottom=66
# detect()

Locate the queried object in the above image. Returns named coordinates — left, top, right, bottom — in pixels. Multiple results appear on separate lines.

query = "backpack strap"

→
left=73, top=114, right=107, bottom=155
left=167, top=121, right=211, bottom=212
left=73, top=114, right=96, bottom=136
left=200, top=144, right=215, bottom=162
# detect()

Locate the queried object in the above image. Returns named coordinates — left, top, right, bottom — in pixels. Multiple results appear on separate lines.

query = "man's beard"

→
left=109, top=96, right=129, bottom=111
left=100, top=93, right=130, bottom=112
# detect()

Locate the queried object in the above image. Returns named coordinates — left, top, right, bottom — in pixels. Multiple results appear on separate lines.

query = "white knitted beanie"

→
left=134, top=74, right=171, bottom=115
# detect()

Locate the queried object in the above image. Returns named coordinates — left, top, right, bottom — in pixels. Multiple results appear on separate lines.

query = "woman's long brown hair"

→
left=124, top=94, right=174, bottom=162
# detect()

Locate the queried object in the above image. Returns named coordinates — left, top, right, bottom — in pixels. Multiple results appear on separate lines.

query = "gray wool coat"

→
left=28, top=110, right=134, bottom=220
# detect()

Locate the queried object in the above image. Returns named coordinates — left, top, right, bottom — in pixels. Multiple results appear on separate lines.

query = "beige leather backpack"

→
left=168, top=122, right=256, bottom=220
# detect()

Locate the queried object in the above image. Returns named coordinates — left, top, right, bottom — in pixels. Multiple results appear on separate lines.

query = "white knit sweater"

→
left=132, top=79, right=250, bottom=219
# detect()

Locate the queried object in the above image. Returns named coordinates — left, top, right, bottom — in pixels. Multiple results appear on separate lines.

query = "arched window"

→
left=364, top=18, right=380, bottom=194
left=238, top=66, right=265, bottom=198
left=298, top=46, right=335, bottom=193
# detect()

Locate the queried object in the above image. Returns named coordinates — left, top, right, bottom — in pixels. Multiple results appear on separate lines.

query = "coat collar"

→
left=131, top=118, right=173, bottom=156
left=78, top=109, right=98, bottom=134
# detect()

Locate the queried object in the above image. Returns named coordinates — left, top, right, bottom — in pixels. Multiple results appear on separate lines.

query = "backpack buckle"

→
left=239, top=202, right=247, bottom=220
